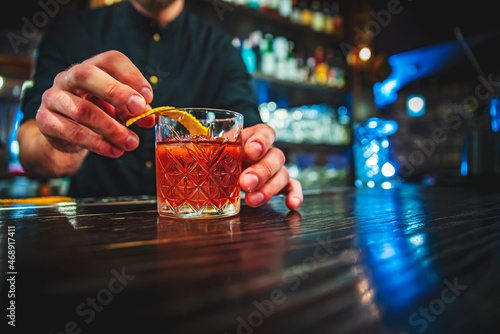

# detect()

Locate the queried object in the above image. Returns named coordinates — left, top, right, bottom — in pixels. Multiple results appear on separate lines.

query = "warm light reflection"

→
left=90, top=0, right=124, bottom=8
left=57, top=203, right=78, bottom=229
left=359, top=47, right=372, bottom=61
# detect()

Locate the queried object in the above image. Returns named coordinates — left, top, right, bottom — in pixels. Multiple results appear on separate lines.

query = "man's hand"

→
left=239, top=124, right=303, bottom=211
left=36, top=50, right=154, bottom=158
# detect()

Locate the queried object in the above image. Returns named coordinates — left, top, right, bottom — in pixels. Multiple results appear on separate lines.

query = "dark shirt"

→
left=21, top=2, right=260, bottom=198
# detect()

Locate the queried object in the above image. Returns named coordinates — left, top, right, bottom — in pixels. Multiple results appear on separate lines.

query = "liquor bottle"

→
left=249, top=30, right=263, bottom=71
left=241, top=39, right=257, bottom=73
left=268, top=0, right=280, bottom=10
left=331, top=2, right=343, bottom=32
left=279, top=0, right=293, bottom=17
left=273, top=36, right=289, bottom=80
left=286, top=40, right=299, bottom=81
left=325, top=48, right=336, bottom=87
left=311, top=0, right=325, bottom=32
left=307, top=56, right=316, bottom=84
left=248, top=0, right=260, bottom=8
left=332, top=50, right=346, bottom=88
left=322, top=0, right=334, bottom=34
left=299, top=0, right=312, bottom=27
left=261, top=34, right=276, bottom=76
left=314, top=46, right=327, bottom=85
left=297, top=55, right=309, bottom=83
left=291, top=0, right=302, bottom=23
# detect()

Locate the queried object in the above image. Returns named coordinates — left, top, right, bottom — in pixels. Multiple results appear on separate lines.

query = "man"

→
left=17, top=0, right=302, bottom=210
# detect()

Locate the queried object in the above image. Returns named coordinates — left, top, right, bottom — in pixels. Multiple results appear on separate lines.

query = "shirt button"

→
left=153, top=33, right=161, bottom=41
left=145, top=161, right=153, bottom=168
left=149, top=76, right=158, bottom=85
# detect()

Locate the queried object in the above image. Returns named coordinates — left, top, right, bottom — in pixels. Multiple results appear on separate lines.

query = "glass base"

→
left=157, top=201, right=240, bottom=219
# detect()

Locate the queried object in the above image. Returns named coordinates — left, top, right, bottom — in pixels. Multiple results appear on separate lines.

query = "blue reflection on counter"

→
left=354, top=187, right=438, bottom=329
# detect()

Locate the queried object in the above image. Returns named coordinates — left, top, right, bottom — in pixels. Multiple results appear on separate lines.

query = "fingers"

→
left=242, top=124, right=277, bottom=163
left=280, top=179, right=303, bottom=211
left=85, top=50, right=153, bottom=104
left=55, top=51, right=152, bottom=118
left=37, top=89, right=139, bottom=152
left=240, top=146, right=303, bottom=210
left=240, top=123, right=303, bottom=210
left=240, top=146, right=286, bottom=192
left=244, top=166, right=289, bottom=207
left=243, top=168, right=303, bottom=211
left=37, top=50, right=155, bottom=157
left=36, top=106, right=126, bottom=158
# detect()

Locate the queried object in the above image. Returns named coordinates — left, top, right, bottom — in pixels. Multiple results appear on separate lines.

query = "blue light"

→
left=339, top=115, right=350, bottom=124
left=338, top=106, right=348, bottom=116
left=8, top=109, right=24, bottom=158
left=379, top=243, right=395, bottom=259
left=353, top=118, right=399, bottom=188
left=10, top=140, right=19, bottom=155
left=374, top=39, right=469, bottom=108
left=381, top=121, right=399, bottom=135
left=374, top=80, right=399, bottom=108
left=407, top=64, right=419, bottom=76
left=381, top=79, right=397, bottom=95
left=409, top=234, right=425, bottom=247
left=461, top=160, right=468, bottom=176
left=355, top=179, right=363, bottom=187
left=490, top=98, right=500, bottom=133
left=382, top=162, right=396, bottom=177
left=461, top=136, right=468, bottom=176
left=381, top=181, right=392, bottom=189
left=366, top=155, right=379, bottom=167
left=407, top=95, right=426, bottom=117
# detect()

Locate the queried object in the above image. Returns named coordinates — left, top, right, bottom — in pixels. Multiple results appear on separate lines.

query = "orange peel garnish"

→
left=126, top=106, right=208, bottom=136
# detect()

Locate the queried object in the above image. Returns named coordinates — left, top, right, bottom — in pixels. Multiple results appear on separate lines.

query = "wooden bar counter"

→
left=2, top=185, right=500, bottom=334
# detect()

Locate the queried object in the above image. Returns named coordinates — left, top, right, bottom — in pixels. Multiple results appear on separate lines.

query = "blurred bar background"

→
left=1, top=0, right=499, bottom=198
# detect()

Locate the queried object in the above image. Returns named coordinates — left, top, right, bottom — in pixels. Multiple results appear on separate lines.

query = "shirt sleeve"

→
left=210, top=33, right=262, bottom=128
left=21, top=16, right=73, bottom=122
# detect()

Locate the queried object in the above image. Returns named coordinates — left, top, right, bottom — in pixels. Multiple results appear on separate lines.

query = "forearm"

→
left=17, top=119, right=88, bottom=178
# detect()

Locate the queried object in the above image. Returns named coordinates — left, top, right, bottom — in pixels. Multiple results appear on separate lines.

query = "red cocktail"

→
left=155, top=109, right=243, bottom=218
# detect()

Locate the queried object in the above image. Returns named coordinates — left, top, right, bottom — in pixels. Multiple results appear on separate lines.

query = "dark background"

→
left=1, top=0, right=498, bottom=56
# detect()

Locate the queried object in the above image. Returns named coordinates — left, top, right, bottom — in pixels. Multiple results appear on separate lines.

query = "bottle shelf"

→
left=209, top=0, right=345, bottom=41
left=274, top=141, right=351, bottom=151
left=189, top=0, right=344, bottom=48
left=251, top=71, right=346, bottom=94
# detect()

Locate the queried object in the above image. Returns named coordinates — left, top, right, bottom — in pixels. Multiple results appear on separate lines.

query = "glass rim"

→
left=159, top=108, right=243, bottom=121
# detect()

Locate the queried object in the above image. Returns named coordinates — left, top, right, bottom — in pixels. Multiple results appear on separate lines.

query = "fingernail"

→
left=248, top=142, right=263, bottom=160
left=126, top=134, right=139, bottom=150
left=250, top=192, right=264, bottom=206
left=243, top=173, right=259, bottom=192
left=127, top=95, right=146, bottom=114
left=141, top=87, right=153, bottom=103
left=291, top=197, right=302, bottom=209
